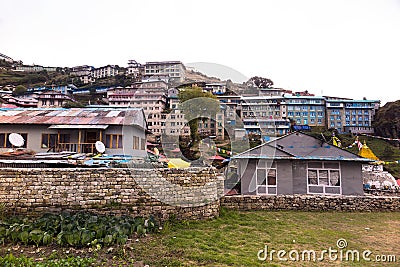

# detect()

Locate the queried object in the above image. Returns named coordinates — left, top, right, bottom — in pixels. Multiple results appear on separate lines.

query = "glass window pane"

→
left=324, top=162, right=339, bottom=169
left=267, top=169, right=277, bottom=185
left=117, top=135, right=123, bottom=148
left=106, top=135, right=111, bottom=148
left=0, top=134, right=5, bottom=148
left=258, top=186, right=266, bottom=194
left=112, top=135, right=117, bottom=148
left=49, top=134, right=57, bottom=148
left=329, top=170, right=340, bottom=186
left=308, top=170, right=318, bottom=185
left=257, top=169, right=266, bottom=185
left=308, top=162, right=322, bottom=168
left=319, top=170, right=329, bottom=185
left=5, top=134, right=12, bottom=148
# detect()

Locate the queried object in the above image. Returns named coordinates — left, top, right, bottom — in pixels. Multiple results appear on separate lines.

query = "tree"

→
left=62, top=101, right=85, bottom=108
left=246, top=76, right=274, bottom=88
left=12, top=85, right=27, bottom=96
left=178, top=86, right=220, bottom=143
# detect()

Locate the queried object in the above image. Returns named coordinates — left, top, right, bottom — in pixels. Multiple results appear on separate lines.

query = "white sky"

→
left=1, top=0, right=399, bottom=104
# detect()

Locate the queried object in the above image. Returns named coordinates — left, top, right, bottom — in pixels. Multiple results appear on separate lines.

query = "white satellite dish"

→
left=9, top=133, right=24, bottom=147
left=95, top=141, right=106, bottom=153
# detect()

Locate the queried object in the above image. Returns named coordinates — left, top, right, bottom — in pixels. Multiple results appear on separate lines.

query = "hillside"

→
left=309, top=131, right=400, bottom=179
left=184, top=70, right=223, bottom=83
left=0, top=68, right=69, bottom=88
left=373, top=100, right=400, bottom=139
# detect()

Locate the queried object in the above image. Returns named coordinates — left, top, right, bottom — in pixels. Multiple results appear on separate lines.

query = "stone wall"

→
left=221, top=195, right=400, bottom=212
left=0, top=168, right=224, bottom=221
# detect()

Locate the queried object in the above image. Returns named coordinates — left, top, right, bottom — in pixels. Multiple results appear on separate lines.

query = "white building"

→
left=127, top=60, right=142, bottom=77
left=91, top=65, right=119, bottom=79
left=144, top=61, right=186, bottom=83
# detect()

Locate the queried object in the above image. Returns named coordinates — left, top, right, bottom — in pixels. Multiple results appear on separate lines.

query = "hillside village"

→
left=0, top=52, right=399, bottom=187
left=1, top=54, right=400, bottom=265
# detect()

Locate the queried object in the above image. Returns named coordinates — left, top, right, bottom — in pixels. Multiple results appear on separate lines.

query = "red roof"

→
left=209, top=155, right=226, bottom=161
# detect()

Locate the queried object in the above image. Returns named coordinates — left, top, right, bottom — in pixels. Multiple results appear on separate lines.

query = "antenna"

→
left=95, top=141, right=106, bottom=154
left=8, top=133, right=25, bottom=147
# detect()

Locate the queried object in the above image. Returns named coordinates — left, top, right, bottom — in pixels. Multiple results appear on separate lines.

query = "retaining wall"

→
left=0, top=168, right=224, bottom=221
left=221, top=194, right=400, bottom=212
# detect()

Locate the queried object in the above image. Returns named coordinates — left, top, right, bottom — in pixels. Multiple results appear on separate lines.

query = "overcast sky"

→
left=1, top=0, right=399, bottom=104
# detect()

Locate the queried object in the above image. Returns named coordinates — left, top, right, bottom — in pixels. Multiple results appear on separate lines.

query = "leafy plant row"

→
left=0, top=212, right=158, bottom=247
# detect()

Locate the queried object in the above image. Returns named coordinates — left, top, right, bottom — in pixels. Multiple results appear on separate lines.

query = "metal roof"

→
left=48, top=124, right=109, bottom=129
left=0, top=107, right=146, bottom=128
left=233, top=132, right=372, bottom=162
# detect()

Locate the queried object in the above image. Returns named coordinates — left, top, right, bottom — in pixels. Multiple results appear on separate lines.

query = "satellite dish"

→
left=95, top=141, right=106, bottom=153
left=9, top=133, right=24, bottom=147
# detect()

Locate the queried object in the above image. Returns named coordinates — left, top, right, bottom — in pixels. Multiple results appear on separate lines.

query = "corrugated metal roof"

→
left=48, top=124, right=109, bottom=129
left=0, top=108, right=144, bottom=127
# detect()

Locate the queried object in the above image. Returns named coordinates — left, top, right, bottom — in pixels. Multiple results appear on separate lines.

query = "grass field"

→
left=1, top=209, right=399, bottom=266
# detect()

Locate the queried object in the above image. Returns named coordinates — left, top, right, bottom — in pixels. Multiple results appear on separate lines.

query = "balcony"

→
left=56, top=143, right=98, bottom=154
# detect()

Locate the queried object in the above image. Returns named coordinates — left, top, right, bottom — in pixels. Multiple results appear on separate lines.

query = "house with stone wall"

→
left=233, top=132, right=372, bottom=196
left=0, top=107, right=148, bottom=156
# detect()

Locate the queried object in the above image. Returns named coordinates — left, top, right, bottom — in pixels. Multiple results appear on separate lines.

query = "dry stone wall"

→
left=1, top=168, right=399, bottom=222
left=0, top=168, right=224, bottom=221
left=221, top=195, right=400, bottom=212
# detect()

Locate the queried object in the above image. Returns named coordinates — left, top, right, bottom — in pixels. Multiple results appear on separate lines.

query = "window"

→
left=106, top=134, right=123, bottom=149
left=140, top=138, right=146, bottom=150
left=307, top=161, right=341, bottom=195
left=41, top=133, right=56, bottom=148
left=133, top=136, right=140, bottom=150
left=256, top=160, right=277, bottom=195
left=0, top=133, right=28, bottom=148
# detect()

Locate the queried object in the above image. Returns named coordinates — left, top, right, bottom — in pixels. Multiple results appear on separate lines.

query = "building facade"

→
left=285, top=94, right=326, bottom=128
left=241, top=96, right=290, bottom=136
left=0, top=107, right=147, bottom=156
left=70, top=65, right=95, bottom=84
left=37, top=91, right=75, bottom=108
left=233, top=132, right=371, bottom=196
left=325, top=98, right=380, bottom=134
left=91, top=65, right=119, bottom=79
left=144, top=61, right=186, bottom=83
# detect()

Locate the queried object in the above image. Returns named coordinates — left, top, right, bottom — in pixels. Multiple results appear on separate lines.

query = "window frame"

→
left=105, top=134, right=123, bottom=149
left=255, top=160, right=277, bottom=195
left=307, top=161, right=342, bottom=195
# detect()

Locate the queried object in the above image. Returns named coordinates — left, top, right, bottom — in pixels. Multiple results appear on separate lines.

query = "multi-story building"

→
left=1, top=95, right=38, bottom=107
left=126, top=60, right=143, bottom=78
left=91, top=65, right=119, bottom=79
left=133, top=80, right=168, bottom=91
left=284, top=94, right=326, bottom=127
left=15, top=65, right=57, bottom=72
left=108, top=86, right=167, bottom=135
left=159, top=88, right=190, bottom=136
left=107, top=86, right=136, bottom=106
left=37, top=91, right=75, bottom=108
left=218, top=95, right=242, bottom=125
left=70, top=65, right=95, bottom=84
left=325, top=98, right=380, bottom=134
left=143, top=61, right=186, bottom=83
left=241, top=96, right=290, bottom=136
left=204, top=82, right=226, bottom=95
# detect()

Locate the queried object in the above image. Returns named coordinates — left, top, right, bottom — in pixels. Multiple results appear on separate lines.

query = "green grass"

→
left=2, top=209, right=399, bottom=266
left=146, top=209, right=400, bottom=266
